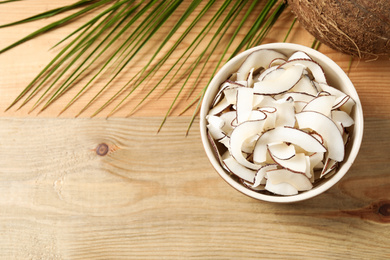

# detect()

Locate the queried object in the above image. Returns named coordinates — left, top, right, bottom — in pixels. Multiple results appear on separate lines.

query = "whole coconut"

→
left=287, top=0, right=390, bottom=59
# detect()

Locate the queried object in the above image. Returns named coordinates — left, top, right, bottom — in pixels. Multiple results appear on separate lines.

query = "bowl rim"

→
left=199, top=42, right=364, bottom=203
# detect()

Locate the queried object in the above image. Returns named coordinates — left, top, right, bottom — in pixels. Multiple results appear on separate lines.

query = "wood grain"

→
left=0, top=117, right=389, bottom=259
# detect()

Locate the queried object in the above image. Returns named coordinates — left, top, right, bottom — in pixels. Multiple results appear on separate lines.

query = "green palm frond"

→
left=0, top=0, right=293, bottom=132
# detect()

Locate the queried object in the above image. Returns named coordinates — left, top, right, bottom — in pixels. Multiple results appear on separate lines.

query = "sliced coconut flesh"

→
left=279, top=59, right=327, bottom=84
left=229, top=120, right=266, bottom=170
left=253, top=126, right=326, bottom=164
left=333, top=95, right=356, bottom=114
left=236, top=49, right=287, bottom=81
left=236, top=87, right=254, bottom=124
left=288, top=51, right=312, bottom=61
left=223, top=156, right=256, bottom=183
left=208, top=97, right=230, bottom=116
left=302, top=95, right=336, bottom=117
left=274, top=98, right=295, bottom=127
left=295, top=111, right=345, bottom=162
left=254, top=65, right=304, bottom=95
left=219, top=111, right=236, bottom=136
left=267, top=142, right=296, bottom=160
left=266, top=168, right=313, bottom=191
left=290, top=75, right=318, bottom=96
left=270, top=152, right=307, bottom=173
left=258, top=66, right=278, bottom=81
left=245, top=164, right=278, bottom=190
left=265, top=181, right=298, bottom=196
left=274, top=92, right=316, bottom=103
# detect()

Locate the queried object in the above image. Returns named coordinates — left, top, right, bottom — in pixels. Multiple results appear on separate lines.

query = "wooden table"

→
left=1, top=1, right=389, bottom=259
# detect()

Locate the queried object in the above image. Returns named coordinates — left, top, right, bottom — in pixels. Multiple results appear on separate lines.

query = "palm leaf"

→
left=1, top=0, right=293, bottom=132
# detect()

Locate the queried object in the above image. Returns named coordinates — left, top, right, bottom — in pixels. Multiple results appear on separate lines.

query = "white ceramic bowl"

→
left=200, top=43, right=364, bottom=203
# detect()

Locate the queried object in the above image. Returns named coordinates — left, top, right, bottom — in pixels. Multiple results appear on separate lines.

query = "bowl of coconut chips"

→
left=200, top=43, right=364, bottom=203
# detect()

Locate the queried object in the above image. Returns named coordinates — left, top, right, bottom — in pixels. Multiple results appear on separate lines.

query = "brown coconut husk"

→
left=287, top=0, right=390, bottom=59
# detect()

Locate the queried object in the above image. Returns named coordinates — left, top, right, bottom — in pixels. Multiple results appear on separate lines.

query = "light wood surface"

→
left=1, top=1, right=390, bottom=259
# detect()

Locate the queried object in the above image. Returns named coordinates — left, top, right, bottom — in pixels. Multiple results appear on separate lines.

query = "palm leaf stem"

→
left=283, top=17, right=296, bottom=42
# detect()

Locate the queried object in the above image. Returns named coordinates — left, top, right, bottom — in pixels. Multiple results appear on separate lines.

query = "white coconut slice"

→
left=258, top=66, right=278, bottom=81
left=288, top=51, right=312, bottom=61
left=247, top=68, right=255, bottom=88
left=304, top=155, right=312, bottom=179
left=206, top=115, right=225, bottom=140
left=207, top=124, right=225, bottom=141
left=242, top=134, right=259, bottom=154
left=212, top=81, right=243, bottom=106
left=274, top=92, right=316, bottom=103
left=236, top=87, right=254, bottom=124
left=259, top=106, right=277, bottom=113
left=223, top=156, right=257, bottom=183
left=311, top=133, right=324, bottom=144
left=219, top=111, right=236, bottom=136
left=208, top=97, right=230, bottom=115
left=270, top=152, right=307, bottom=173
left=211, top=82, right=229, bottom=107
left=320, top=157, right=338, bottom=178
left=223, top=87, right=239, bottom=105
left=316, top=82, right=345, bottom=98
left=258, top=107, right=277, bottom=131
left=253, top=95, right=277, bottom=109
left=249, top=110, right=267, bottom=121
left=302, top=95, right=336, bottom=117
left=253, top=126, right=326, bottom=164
left=274, top=98, right=295, bottom=127
left=229, top=120, right=266, bottom=170
left=254, top=65, right=304, bottom=95
left=266, top=168, right=313, bottom=191
left=279, top=59, right=327, bottom=84
left=218, top=135, right=230, bottom=149
left=267, top=142, right=296, bottom=160
left=295, top=111, right=345, bottom=162
left=269, top=58, right=287, bottom=67
left=236, top=49, right=287, bottom=81
left=246, top=164, right=278, bottom=190
left=290, top=74, right=318, bottom=96
left=331, top=110, right=354, bottom=127
left=265, top=181, right=298, bottom=196
left=309, top=152, right=324, bottom=178
left=252, top=94, right=265, bottom=108
left=207, top=115, right=224, bottom=129
left=293, top=101, right=308, bottom=113
left=333, top=95, right=356, bottom=114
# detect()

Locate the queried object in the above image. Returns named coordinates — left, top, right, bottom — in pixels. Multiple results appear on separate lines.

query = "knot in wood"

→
left=378, top=203, right=390, bottom=217
left=96, top=143, right=109, bottom=156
